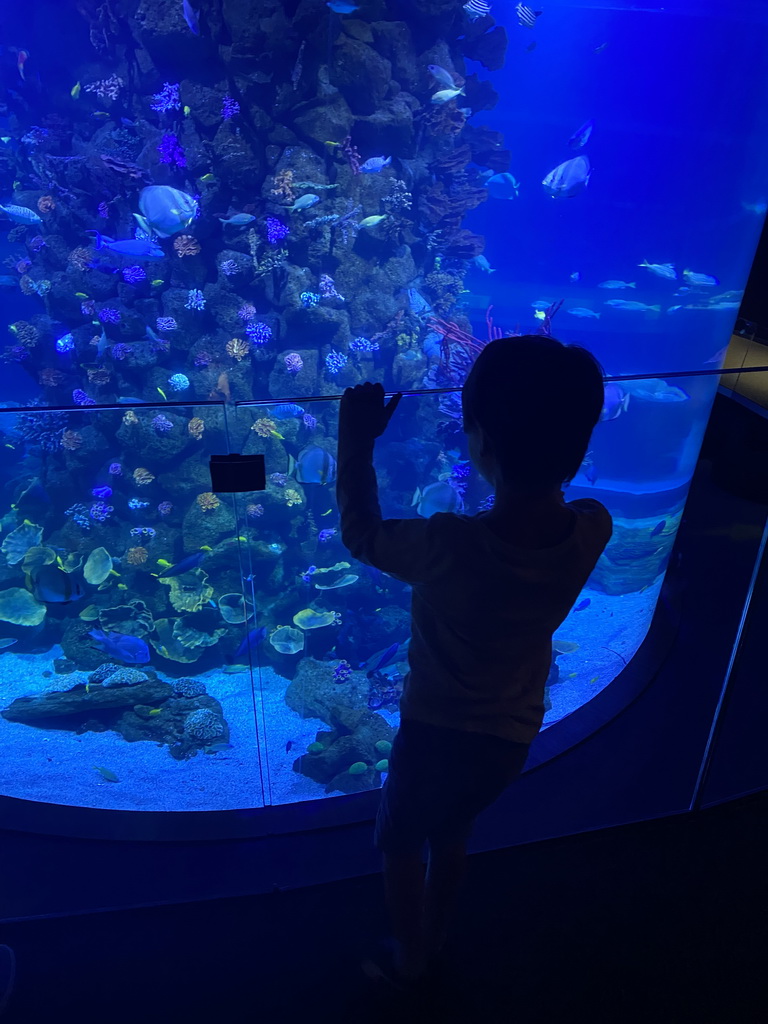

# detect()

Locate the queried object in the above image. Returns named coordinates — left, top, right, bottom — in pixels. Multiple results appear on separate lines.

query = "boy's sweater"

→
left=337, top=434, right=612, bottom=744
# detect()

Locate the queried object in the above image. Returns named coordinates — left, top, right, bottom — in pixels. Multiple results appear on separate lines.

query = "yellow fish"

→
left=8, top=324, right=17, bottom=335
left=75, top=292, right=88, bottom=299
left=12, top=180, right=20, bottom=189
left=109, top=568, right=120, bottom=577
left=567, top=672, right=578, bottom=678
left=200, top=545, right=213, bottom=552
left=4, top=443, right=15, bottom=450
left=91, top=111, right=111, bottom=119
left=71, top=81, right=81, bottom=99
left=183, top=105, right=191, bottom=116
left=117, top=583, right=128, bottom=590
left=157, top=387, right=168, bottom=400
left=148, top=708, right=162, bottom=716
left=199, top=173, right=215, bottom=182
left=151, top=279, right=165, bottom=286
left=157, top=558, right=172, bottom=568
left=85, top=683, right=91, bottom=694
left=534, top=310, right=546, bottom=321
left=269, top=429, right=285, bottom=440
left=320, top=509, right=333, bottom=516
left=324, top=140, right=342, bottom=147
left=589, top=676, right=599, bottom=684
left=236, top=536, right=247, bottom=542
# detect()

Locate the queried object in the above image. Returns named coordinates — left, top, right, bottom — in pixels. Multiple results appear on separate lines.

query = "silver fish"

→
left=567, top=307, right=600, bottom=319
left=683, top=268, right=719, bottom=287
left=542, top=156, right=590, bottom=199
left=291, top=194, right=321, bottom=211
left=599, top=280, right=636, bottom=289
left=638, top=260, right=677, bottom=280
left=604, top=300, right=661, bottom=312
left=427, top=65, right=456, bottom=89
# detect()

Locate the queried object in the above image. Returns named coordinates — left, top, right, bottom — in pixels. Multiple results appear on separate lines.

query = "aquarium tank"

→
left=0, top=0, right=766, bottom=817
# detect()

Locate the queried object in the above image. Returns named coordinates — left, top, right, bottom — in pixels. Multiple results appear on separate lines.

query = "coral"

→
left=300, top=291, right=320, bottom=309
left=133, top=468, right=155, bottom=486
left=83, top=547, right=113, bottom=585
left=293, top=608, right=340, bottom=629
left=341, top=136, right=361, bottom=174
left=126, top=546, right=148, bottom=565
left=246, top=503, right=264, bottom=518
left=226, top=337, right=250, bottom=362
left=196, top=492, right=221, bottom=511
left=284, top=352, right=303, bottom=374
left=87, top=367, right=111, bottom=385
left=60, top=429, right=83, bottom=450
left=173, top=235, right=201, bottom=257
left=68, top=247, right=91, bottom=270
left=90, top=501, right=114, bottom=522
left=0, top=587, right=46, bottom=625
left=218, top=258, right=239, bottom=276
left=122, top=266, right=146, bottom=284
left=101, top=667, right=148, bottom=688
left=156, top=317, right=178, bottom=332
left=185, top=708, right=224, bottom=741
left=325, top=350, right=348, bottom=375
left=270, top=626, right=304, bottom=654
left=10, top=322, right=38, bottom=349
left=2, top=522, right=44, bottom=565
left=150, top=82, right=181, bottom=113
left=98, top=307, right=121, bottom=324
left=72, top=389, right=95, bottom=406
left=159, top=569, right=215, bottom=613
left=237, top=303, right=256, bottom=322
left=188, top=417, right=204, bottom=441
left=37, top=195, right=56, bottom=213
left=152, top=414, right=173, bottom=433
left=172, top=677, right=207, bottom=698
left=284, top=489, right=303, bottom=507
left=157, top=132, right=186, bottom=169
left=221, top=95, right=240, bottom=120
left=84, top=75, right=124, bottom=101
left=246, top=321, right=272, bottom=345
left=270, top=169, right=295, bottom=204
left=265, top=217, right=289, bottom=244
left=252, top=417, right=277, bottom=438
left=168, top=373, right=190, bottom=391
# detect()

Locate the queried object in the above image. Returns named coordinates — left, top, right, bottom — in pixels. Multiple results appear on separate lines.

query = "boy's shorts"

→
left=374, top=717, right=530, bottom=854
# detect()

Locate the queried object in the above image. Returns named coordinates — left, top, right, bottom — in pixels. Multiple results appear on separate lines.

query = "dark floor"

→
left=2, top=789, right=766, bottom=1024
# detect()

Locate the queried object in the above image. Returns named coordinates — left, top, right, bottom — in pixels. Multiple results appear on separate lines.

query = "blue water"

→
left=0, top=1, right=766, bottom=812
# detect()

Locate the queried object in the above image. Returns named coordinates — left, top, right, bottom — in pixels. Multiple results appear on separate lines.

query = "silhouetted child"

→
left=336, top=336, right=612, bottom=988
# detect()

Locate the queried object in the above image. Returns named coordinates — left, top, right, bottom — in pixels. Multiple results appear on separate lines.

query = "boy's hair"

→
left=461, top=335, right=605, bottom=490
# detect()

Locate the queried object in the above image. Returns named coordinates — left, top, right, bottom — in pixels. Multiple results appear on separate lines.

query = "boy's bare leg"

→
left=382, top=850, right=428, bottom=978
left=423, top=839, right=467, bottom=959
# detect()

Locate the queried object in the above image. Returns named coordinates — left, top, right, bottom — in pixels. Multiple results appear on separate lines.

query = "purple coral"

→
left=122, top=266, right=146, bottom=284
left=109, top=462, right=122, bottom=476
left=319, top=528, right=337, bottom=543
left=333, top=660, right=352, bottom=683
left=247, top=503, right=264, bottom=519
left=194, top=351, right=211, bottom=367
left=92, top=486, right=112, bottom=499
left=150, top=82, right=181, bottom=113
left=157, top=132, right=187, bottom=169
left=90, top=501, right=114, bottom=522
left=319, top=274, right=344, bottom=301
left=156, top=317, right=177, bottom=332
left=284, top=352, right=303, bottom=374
left=157, top=501, right=173, bottom=516
left=221, top=95, right=240, bottom=120
left=218, top=259, right=239, bottom=276
left=270, top=472, right=288, bottom=487
left=265, top=217, right=289, bottom=245
left=98, top=201, right=110, bottom=219
left=324, top=350, right=348, bottom=375
left=350, top=336, right=380, bottom=352
left=111, top=343, right=130, bottom=360
left=303, top=412, right=317, bottom=430
left=98, top=307, right=121, bottom=324
left=245, top=321, right=272, bottom=345
left=72, top=389, right=95, bottom=406
left=152, top=414, right=173, bottom=433
left=81, top=300, right=96, bottom=316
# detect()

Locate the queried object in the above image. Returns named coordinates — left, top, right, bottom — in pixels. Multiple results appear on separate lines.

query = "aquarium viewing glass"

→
left=0, top=1, right=766, bottom=817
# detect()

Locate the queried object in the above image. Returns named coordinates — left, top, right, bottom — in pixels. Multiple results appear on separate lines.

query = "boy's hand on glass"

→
left=340, top=382, right=402, bottom=441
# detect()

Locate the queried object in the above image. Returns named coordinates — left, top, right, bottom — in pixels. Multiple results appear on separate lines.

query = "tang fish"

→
left=135, top=185, right=198, bottom=238
left=515, top=3, right=542, bottom=28
left=360, top=156, right=392, bottom=174
left=567, top=307, right=600, bottom=319
left=30, top=565, right=85, bottom=604
left=604, top=300, right=660, bottom=312
left=289, top=445, right=337, bottom=484
left=234, top=626, right=267, bottom=659
left=638, top=260, right=677, bottom=280
left=158, top=550, right=209, bottom=577
left=219, top=213, right=256, bottom=226
left=427, top=65, right=457, bottom=89
left=600, top=383, right=630, bottom=422
left=291, top=194, right=320, bottom=211
left=568, top=119, right=594, bottom=150
left=88, top=629, right=150, bottom=665
left=87, top=231, right=164, bottom=260
left=683, top=269, right=719, bottom=287
left=412, top=481, right=463, bottom=518
left=0, top=203, right=42, bottom=226
left=542, top=156, right=590, bottom=198
left=432, top=87, right=464, bottom=104
left=182, top=0, right=200, bottom=34
left=599, top=280, right=636, bottom=289
left=485, top=172, right=520, bottom=199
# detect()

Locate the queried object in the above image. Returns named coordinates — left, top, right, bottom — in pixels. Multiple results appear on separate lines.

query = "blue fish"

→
left=289, top=445, right=337, bottom=485
left=182, top=0, right=200, bottom=34
left=485, top=172, right=520, bottom=200
left=158, top=550, right=209, bottom=578
left=326, top=0, right=359, bottom=12
left=360, top=642, right=402, bottom=676
left=574, top=598, right=591, bottom=612
left=360, top=156, right=392, bottom=174
left=650, top=520, right=666, bottom=537
left=87, top=230, right=165, bottom=260
left=271, top=403, right=305, bottom=419
left=0, top=275, right=18, bottom=287
left=568, top=119, right=594, bottom=150
left=88, top=629, right=150, bottom=665
left=235, top=626, right=267, bottom=659
left=412, top=481, right=463, bottom=518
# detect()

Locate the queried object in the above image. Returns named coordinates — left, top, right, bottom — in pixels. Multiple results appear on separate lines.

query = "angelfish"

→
left=568, top=119, right=594, bottom=150
left=182, top=0, right=200, bottom=34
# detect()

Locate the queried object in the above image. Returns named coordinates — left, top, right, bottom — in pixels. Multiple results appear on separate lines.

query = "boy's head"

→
left=461, top=335, right=604, bottom=494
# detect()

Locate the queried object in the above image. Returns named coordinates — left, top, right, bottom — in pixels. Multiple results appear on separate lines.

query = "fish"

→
left=463, top=0, right=492, bottom=20
left=158, top=550, right=209, bottom=577
left=567, top=307, right=600, bottom=319
left=88, top=629, right=150, bottom=665
left=742, top=200, right=767, bottom=216
left=286, top=741, right=293, bottom=752
left=87, top=231, right=165, bottom=260
left=473, top=255, right=496, bottom=274
left=271, top=403, right=305, bottom=419
left=683, top=269, right=719, bottom=287
left=30, top=565, right=85, bottom=604
left=618, top=378, right=689, bottom=403
left=359, top=641, right=406, bottom=675
left=289, top=445, right=337, bottom=485
left=219, top=213, right=256, bottom=225
left=604, top=300, right=660, bottom=312
left=485, top=172, right=520, bottom=200
left=0, top=203, right=43, bottom=226
left=533, top=310, right=546, bottom=321
left=412, top=481, right=463, bottom=518
left=531, top=300, right=554, bottom=311
left=156, top=559, right=172, bottom=569
left=182, top=0, right=200, bottom=34
left=542, top=156, right=590, bottom=199
left=148, top=708, right=163, bottom=716
left=432, top=87, right=465, bottom=104
left=650, top=521, right=666, bottom=537
left=360, top=156, right=392, bottom=174
left=574, top=598, right=591, bottom=612
left=90, top=111, right=112, bottom=119
left=594, top=42, right=608, bottom=53
left=427, top=65, right=457, bottom=89
left=184, top=106, right=191, bottom=117
left=600, top=383, right=630, bottom=422
left=94, top=766, right=119, bottom=782
left=599, top=280, right=636, bottom=289
left=326, top=0, right=359, bottom=11
left=290, top=194, right=321, bottom=211
left=569, top=272, right=581, bottom=282
left=205, top=741, right=235, bottom=751
left=71, top=82, right=81, bottom=99
left=0, top=275, right=18, bottom=287
left=568, top=119, right=594, bottom=150
left=135, top=185, right=198, bottom=238
left=157, top=387, right=168, bottom=400
left=0, top=638, right=18, bottom=650
left=358, top=215, right=387, bottom=228
left=526, top=41, right=536, bottom=52
left=638, top=260, right=677, bottom=280
left=234, top=626, right=267, bottom=659
left=515, top=3, right=542, bottom=29
left=696, top=301, right=741, bottom=310
left=16, top=49, right=29, bottom=80
left=199, top=174, right=215, bottom=183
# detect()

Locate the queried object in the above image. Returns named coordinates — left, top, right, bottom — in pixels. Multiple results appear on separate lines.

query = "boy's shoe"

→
left=0, top=945, right=15, bottom=1017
